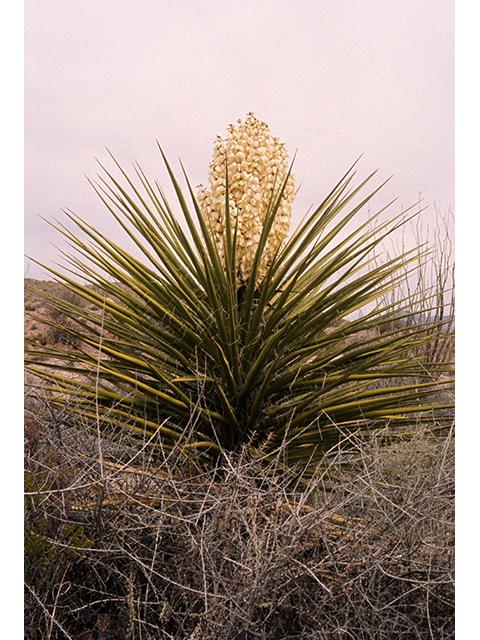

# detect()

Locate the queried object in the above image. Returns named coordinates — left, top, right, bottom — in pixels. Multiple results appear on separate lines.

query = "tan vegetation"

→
left=24, top=382, right=454, bottom=639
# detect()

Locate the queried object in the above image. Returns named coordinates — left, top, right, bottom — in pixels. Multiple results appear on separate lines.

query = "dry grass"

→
left=24, top=384, right=454, bottom=640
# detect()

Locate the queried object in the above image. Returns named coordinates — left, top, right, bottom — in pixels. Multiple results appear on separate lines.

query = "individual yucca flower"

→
left=197, top=112, right=295, bottom=286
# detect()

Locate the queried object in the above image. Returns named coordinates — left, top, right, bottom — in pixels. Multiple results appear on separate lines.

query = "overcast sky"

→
left=24, top=0, right=454, bottom=280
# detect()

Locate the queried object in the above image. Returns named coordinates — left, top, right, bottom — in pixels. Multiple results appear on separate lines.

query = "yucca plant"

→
left=25, top=114, right=454, bottom=481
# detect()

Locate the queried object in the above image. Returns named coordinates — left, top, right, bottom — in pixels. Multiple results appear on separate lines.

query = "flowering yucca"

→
left=197, top=113, right=295, bottom=286
left=25, top=119, right=454, bottom=483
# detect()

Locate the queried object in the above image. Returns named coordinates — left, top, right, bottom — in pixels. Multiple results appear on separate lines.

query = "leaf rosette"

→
left=25, top=114, right=454, bottom=481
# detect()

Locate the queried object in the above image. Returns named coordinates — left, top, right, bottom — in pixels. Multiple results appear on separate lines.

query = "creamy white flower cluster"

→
left=197, top=113, right=295, bottom=287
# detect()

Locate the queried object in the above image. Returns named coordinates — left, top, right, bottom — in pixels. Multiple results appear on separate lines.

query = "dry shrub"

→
left=24, top=387, right=454, bottom=639
left=44, top=289, right=86, bottom=347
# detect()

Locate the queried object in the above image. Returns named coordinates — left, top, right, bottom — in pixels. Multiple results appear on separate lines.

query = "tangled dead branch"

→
left=25, top=386, right=454, bottom=639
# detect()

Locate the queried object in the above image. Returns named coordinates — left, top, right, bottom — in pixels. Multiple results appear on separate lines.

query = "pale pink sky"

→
left=24, top=0, right=454, bottom=279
